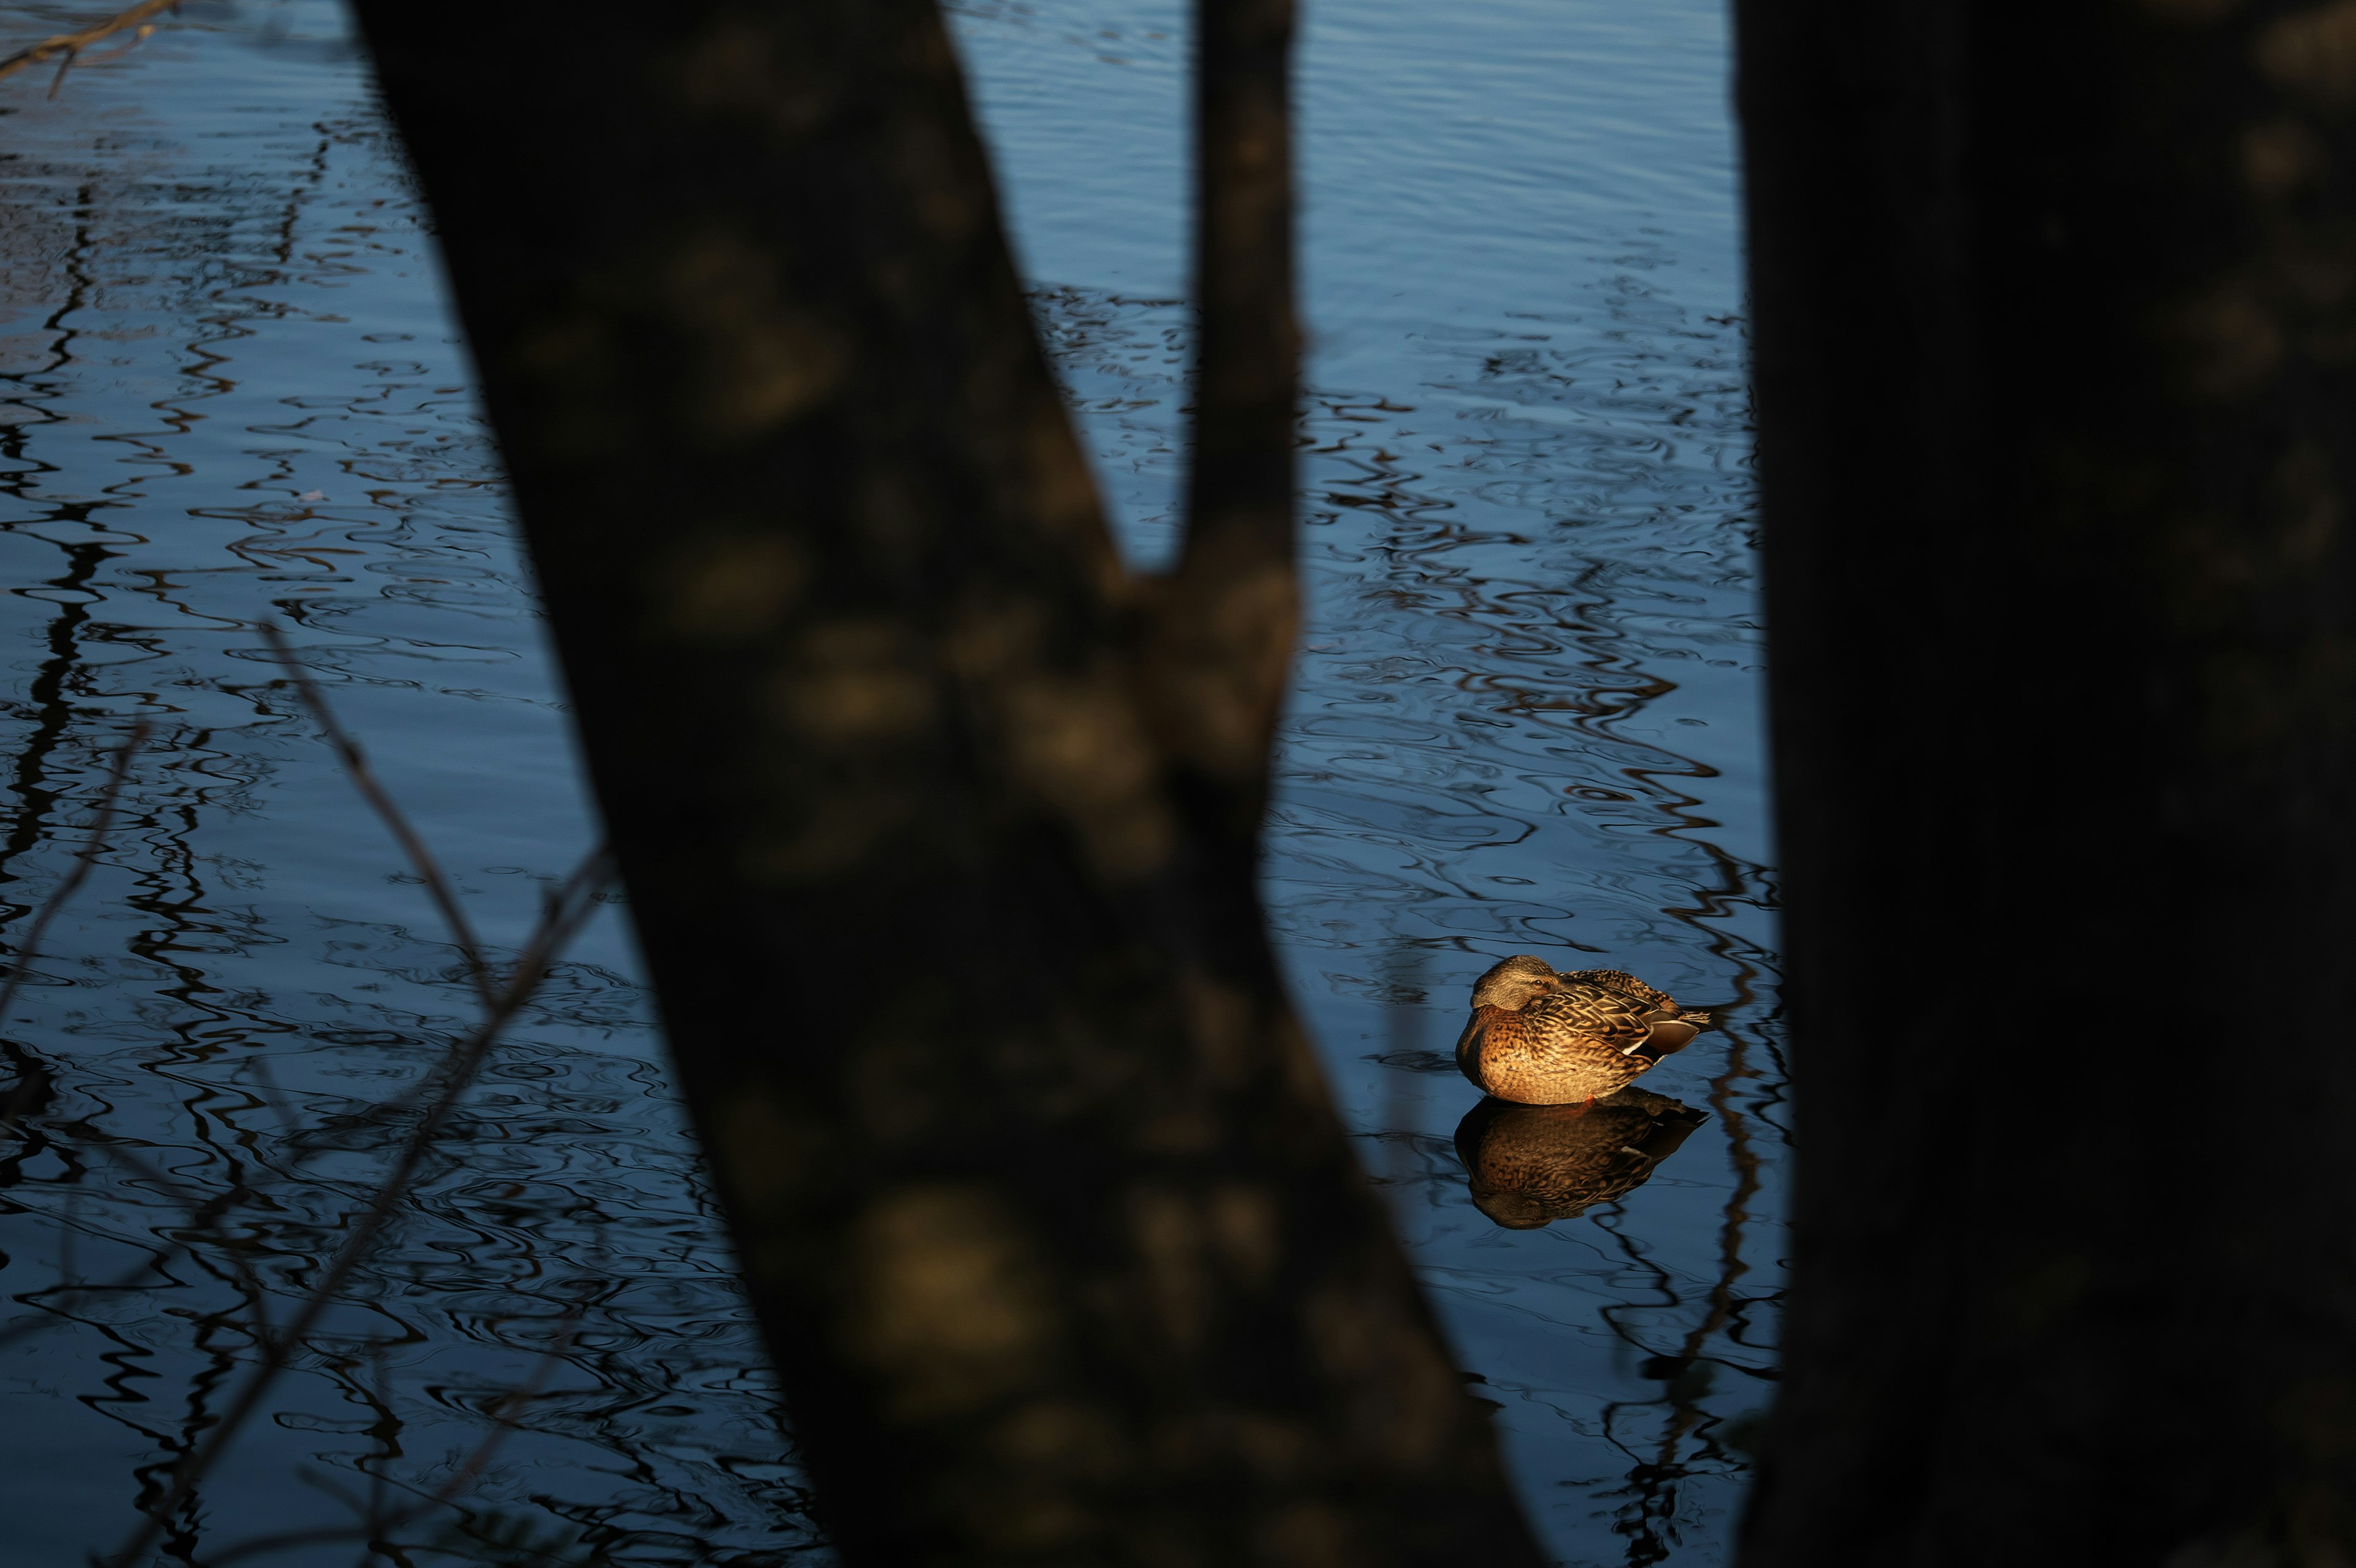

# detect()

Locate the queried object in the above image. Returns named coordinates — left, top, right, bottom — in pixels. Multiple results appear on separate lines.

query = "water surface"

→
left=0, top=2, right=1780, bottom=1563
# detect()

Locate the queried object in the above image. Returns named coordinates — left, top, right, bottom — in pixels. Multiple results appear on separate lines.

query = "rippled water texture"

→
left=0, top=2, right=1780, bottom=1564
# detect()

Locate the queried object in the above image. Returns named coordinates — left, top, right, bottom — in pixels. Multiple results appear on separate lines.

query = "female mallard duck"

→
left=1455, top=954, right=1712, bottom=1105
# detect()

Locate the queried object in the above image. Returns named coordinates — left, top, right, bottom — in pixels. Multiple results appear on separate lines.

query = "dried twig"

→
left=0, top=724, right=165, bottom=1345
left=199, top=1301, right=590, bottom=1566
left=425, top=1288, right=591, bottom=1496
left=0, top=0, right=177, bottom=96
left=242, top=1053, right=302, bottom=1141
left=101, top=844, right=612, bottom=1568
left=87, top=1140, right=282, bottom=1345
left=0, top=1253, right=163, bottom=1352
left=258, top=621, right=496, bottom=1009
left=0, top=643, right=618, bottom=1565
left=0, top=1137, right=268, bottom=1353
left=0, top=720, right=149, bottom=1037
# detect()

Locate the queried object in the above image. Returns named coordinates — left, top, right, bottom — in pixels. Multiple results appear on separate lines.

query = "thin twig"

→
left=258, top=622, right=496, bottom=1010
left=244, top=1054, right=302, bottom=1141
left=102, top=845, right=613, bottom=1568
left=201, top=1304, right=588, bottom=1567
left=367, top=1342, right=395, bottom=1537
left=0, top=720, right=150, bottom=1039
left=0, top=0, right=177, bottom=88
left=0, top=1253, right=164, bottom=1351
left=13, top=652, right=613, bottom=1563
left=80, top=1140, right=282, bottom=1350
left=0, top=1136, right=275, bottom=1353
left=418, top=1307, right=585, bottom=1508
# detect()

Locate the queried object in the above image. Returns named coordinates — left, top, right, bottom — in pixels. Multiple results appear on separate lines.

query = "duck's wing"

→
left=1561, top=968, right=1679, bottom=1012
left=1563, top=970, right=1714, bottom=1028
left=1528, top=984, right=1656, bottom=1054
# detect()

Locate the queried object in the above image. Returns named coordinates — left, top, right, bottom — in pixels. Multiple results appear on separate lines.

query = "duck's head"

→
left=1469, top=954, right=1561, bottom=1012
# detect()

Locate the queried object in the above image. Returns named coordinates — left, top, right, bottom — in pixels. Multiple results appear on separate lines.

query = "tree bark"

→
left=348, top=2, right=1543, bottom=1563
left=1737, top=0, right=2356, bottom=1562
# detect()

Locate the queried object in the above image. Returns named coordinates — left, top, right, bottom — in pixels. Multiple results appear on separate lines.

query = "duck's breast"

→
left=1469, top=1004, right=1645, bottom=1104
left=1455, top=1005, right=1507, bottom=1088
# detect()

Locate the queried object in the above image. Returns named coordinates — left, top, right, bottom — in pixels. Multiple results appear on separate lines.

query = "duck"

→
left=1454, top=953, right=1712, bottom=1105
left=1454, top=1087, right=1707, bottom=1229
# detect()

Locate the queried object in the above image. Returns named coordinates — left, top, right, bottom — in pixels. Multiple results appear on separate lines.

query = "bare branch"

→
left=0, top=645, right=612, bottom=1562
left=413, top=1304, right=585, bottom=1509
left=258, top=621, right=496, bottom=1009
left=0, top=0, right=177, bottom=90
left=0, top=1136, right=296, bottom=1358
left=198, top=1300, right=585, bottom=1566
left=0, top=1255, right=161, bottom=1352
left=243, top=1053, right=302, bottom=1141
left=0, top=720, right=150, bottom=1039
left=81, top=1139, right=282, bottom=1350
left=99, top=844, right=612, bottom=1568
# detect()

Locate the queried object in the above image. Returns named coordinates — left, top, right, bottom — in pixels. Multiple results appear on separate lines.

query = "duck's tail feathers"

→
left=1626, top=1017, right=1702, bottom=1061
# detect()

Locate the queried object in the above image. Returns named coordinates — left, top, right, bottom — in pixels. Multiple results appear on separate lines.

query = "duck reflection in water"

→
left=1454, top=1088, right=1707, bottom=1230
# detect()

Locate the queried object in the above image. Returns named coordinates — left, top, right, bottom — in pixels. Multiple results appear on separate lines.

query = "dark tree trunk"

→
left=349, top=2, right=1542, bottom=1562
left=1738, top=0, right=2356, bottom=1562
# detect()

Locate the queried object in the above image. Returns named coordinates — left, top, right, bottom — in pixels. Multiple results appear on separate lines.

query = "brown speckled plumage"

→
left=1454, top=1088, right=1707, bottom=1229
left=1454, top=954, right=1712, bottom=1105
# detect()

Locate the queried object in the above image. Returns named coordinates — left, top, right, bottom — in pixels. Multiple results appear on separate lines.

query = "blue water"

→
left=0, top=1, right=1778, bottom=1563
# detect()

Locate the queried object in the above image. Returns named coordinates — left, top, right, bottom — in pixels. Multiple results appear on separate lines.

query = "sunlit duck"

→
left=1454, top=954, right=1712, bottom=1106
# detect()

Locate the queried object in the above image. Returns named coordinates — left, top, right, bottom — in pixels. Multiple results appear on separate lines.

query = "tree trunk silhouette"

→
left=350, top=2, right=1542, bottom=1563
left=1737, top=0, right=2356, bottom=1562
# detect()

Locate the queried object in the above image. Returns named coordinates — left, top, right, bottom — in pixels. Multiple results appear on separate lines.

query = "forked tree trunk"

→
left=350, top=2, right=1542, bottom=1562
left=1737, top=0, right=2356, bottom=1561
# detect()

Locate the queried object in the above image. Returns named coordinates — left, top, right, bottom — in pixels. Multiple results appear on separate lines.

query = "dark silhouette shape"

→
left=347, top=0, right=1546, bottom=1562
left=1454, top=1090, right=1706, bottom=1230
left=1734, top=0, right=2356, bottom=1559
